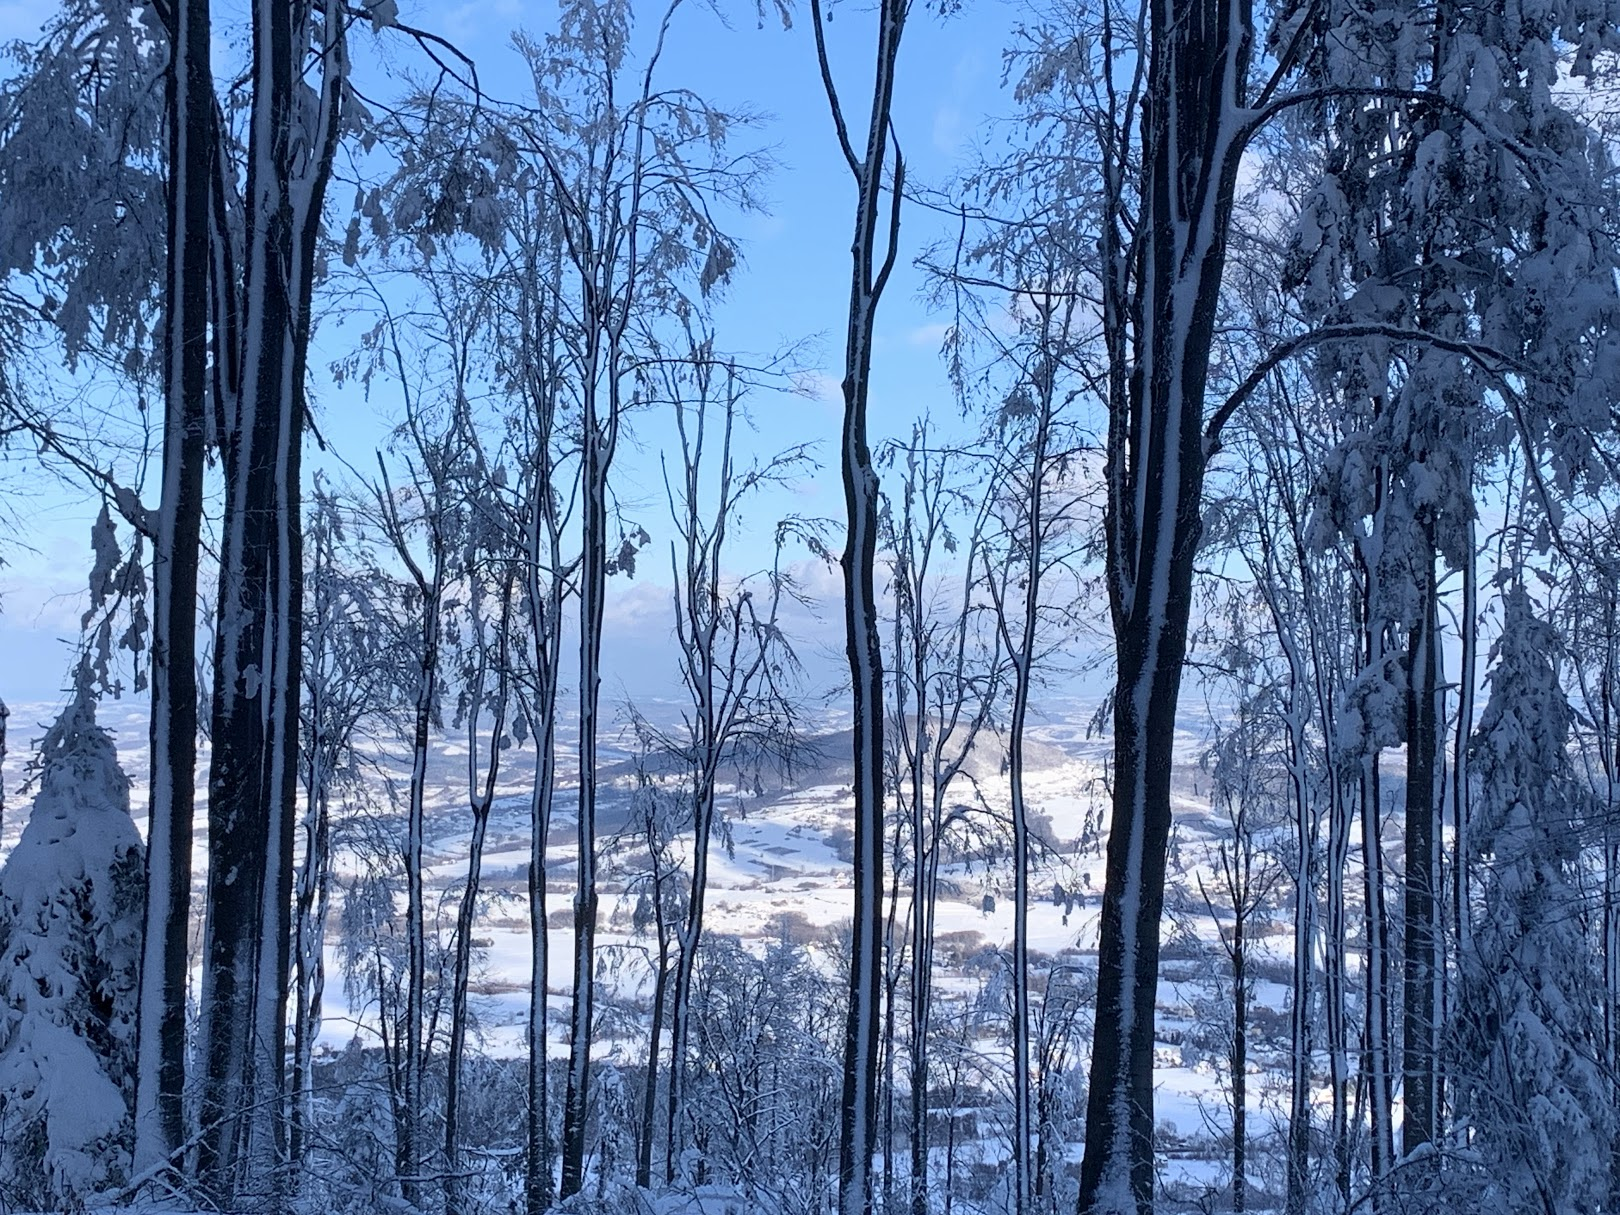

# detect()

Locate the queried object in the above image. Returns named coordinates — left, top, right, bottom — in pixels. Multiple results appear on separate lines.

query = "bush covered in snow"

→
left=0, top=689, right=144, bottom=1206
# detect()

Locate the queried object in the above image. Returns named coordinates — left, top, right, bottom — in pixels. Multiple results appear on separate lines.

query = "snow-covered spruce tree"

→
left=0, top=687, right=143, bottom=1206
left=1560, top=519, right=1620, bottom=1207
left=1453, top=586, right=1611, bottom=1214
left=1284, top=0, right=1620, bottom=1190
left=0, top=9, right=185, bottom=1178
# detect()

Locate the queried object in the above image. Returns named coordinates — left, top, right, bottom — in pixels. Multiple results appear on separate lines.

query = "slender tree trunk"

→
left=290, top=781, right=330, bottom=1171
left=1326, top=768, right=1352, bottom=1209
left=1401, top=532, right=1442, bottom=1159
left=908, top=738, right=940, bottom=1215
left=448, top=594, right=513, bottom=1215
left=908, top=840, right=936, bottom=1215
left=1283, top=701, right=1313, bottom=1215
left=1001, top=383, right=1056, bottom=1215
left=445, top=803, right=492, bottom=1215
left=523, top=531, right=563, bottom=1215
left=134, top=0, right=210, bottom=1180
left=664, top=799, right=711, bottom=1182
left=561, top=385, right=610, bottom=1198
left=1452, top=520, right=1475, bottom=964
left=637, top=919, right=671, bottom=1189
left=401, top=562, right=442, bottom=1207
left=1361, top=751, right=1394, bottom=1204
left=882, top=844, right=903, bottom=1213
left=1232, top=896, right=1247, bottom=1215
left=1317, top=568, right=1353, bottom=1210
left=810, top=0, right=908, bottom=1208
left=1010, top=667, right=1036, bottom=1215
left=521, top=260, right=567, bottom=1215
left=526, top=727, right=556, bottom=1215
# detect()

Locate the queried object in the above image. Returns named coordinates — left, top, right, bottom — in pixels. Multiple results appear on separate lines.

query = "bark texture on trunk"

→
left=809, top=0, right=907, bottom=1208
left=560, top=369, right=612, bottom=1198
left=134, top=0, right=211, bottom=1179
left=1401, top=533, right=1443, bottom=1158
left=1077, top=0, right=1250, bottom=1207
left=196, top=3, right=341, bottom=1199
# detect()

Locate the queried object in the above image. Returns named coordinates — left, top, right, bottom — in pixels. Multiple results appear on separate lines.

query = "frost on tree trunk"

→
left=0, top=688, right=144, bottom=1208
left=1078, top=0, right=1250, bottom=1206
left=519, top=362, right=567, bottom=1215
left=1401, top=530, right=1443, bottom=1161
left=809, top=0, right=907, bottom=1206
left=196, top=0, right=343, bottom=1199
left=133, top=0, right=211, bottom=1181
left=560, top=379, right=611, bottom=1200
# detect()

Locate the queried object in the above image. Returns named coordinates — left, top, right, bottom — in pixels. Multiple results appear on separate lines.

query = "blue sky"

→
left=0, top=0, right=1032, bottom=705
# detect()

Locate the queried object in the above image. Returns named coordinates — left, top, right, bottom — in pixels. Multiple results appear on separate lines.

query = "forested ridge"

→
left=2, top=0, right=1620, bottom=1213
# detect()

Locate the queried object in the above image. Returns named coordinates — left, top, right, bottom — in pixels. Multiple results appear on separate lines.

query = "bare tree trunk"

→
left=379, top=469, right=446, bottom=1208
left=1009, top=683, right=1033, bottom=1215
left=134, top=0, right=210, bottom=1181
left=1077, top=0, right=1252, bottom=1207
left=1361, top=750, right=1394, bottom=1204
left=560, top=360, right=612, bottom=1198
left=518, top=226, right=569, bottom=1215
left=196, top=4, right=342, bottom=1201
left=1402, top=533, right=1442, bottom=1160
left=637, top=908, right=671, bottom=1189
left=1232, top=892, right=1247, bottom=1215
left=523, top=517, right=563, bottom=1215
left=664, top=782, right=711, bottom=1182
left=1283, top=699, right=1313, bottom=1215
left=290, top=783, right=330, bottom=1171
left=526, top=730, right=557, bottom=1214
left=1452, top=519, right=1475, bottom=971
left=809, top=1, right=908, bottom=1209
left=444, top=799, right=491, bottom=1215
left=881, top=827, right=905, bottom=1213
left=446, top=604, right=510, bottom=1215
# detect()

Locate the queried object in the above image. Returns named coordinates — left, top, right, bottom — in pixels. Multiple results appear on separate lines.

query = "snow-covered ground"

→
left=0, top=694, right=1305, bottom=1205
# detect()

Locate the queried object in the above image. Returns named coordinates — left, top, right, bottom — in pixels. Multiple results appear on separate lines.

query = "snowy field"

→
left=0, top=694, right=1309, bottom=1206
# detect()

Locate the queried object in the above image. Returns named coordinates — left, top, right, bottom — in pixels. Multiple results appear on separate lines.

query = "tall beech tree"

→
left=809, top=0, right=908, bottom=1206
left=495, top=4, right=760, bottom=1192
left=651, top=338, right=807, bottom=1184
left=876, top=423, right=1003, bottom=1215
left=132, top=0, right=210, bottom=1182
left=194, top=0, right=348, bottom=1197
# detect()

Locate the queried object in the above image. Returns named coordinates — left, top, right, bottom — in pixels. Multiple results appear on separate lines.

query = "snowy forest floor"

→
left=0, top=695, right=1337, bottom=1212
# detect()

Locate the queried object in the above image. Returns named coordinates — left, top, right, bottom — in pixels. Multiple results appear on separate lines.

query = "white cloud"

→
left=930, top=49, right=987, bottom=158
left=906, top=322, right=950, bottom=349
left=791, top=368, right=843, bottom=414
left=431, top=0, right=524, bottom=47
